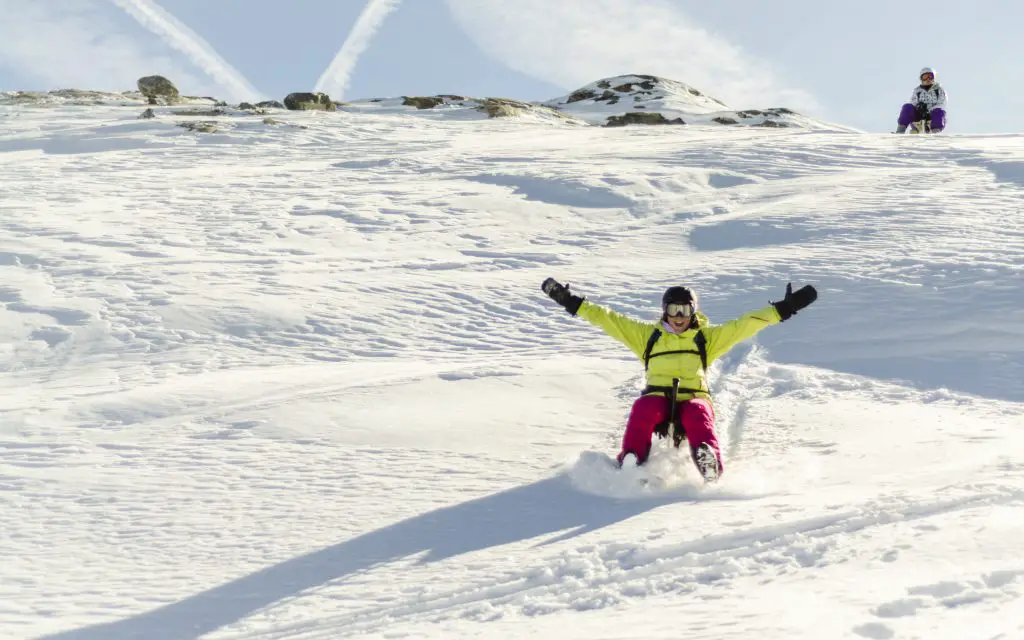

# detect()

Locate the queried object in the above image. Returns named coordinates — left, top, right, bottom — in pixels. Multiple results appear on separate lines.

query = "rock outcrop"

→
left=478, top=97, right=532, bottom=118
left=402, top=96, right=449, bottom=109
left=137, top=76, right=180, bottom=105
left=605, top=112, right=685, bottom=127
left=283, top=92, right=335, bottom=111
left=177, top=121, right=218, bottom=133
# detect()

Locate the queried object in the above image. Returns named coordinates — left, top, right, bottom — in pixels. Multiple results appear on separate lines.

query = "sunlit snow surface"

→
left=1, top=99, right=1023, bottom=640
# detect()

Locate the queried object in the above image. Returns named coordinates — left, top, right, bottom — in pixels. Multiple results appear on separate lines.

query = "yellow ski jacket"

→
left=576, top=300, right=781, bottom=400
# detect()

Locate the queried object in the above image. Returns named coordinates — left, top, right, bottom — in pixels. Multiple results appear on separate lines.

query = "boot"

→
left=895, top=125, right=907, bottom=134
left=693, top=443, right=721, bottom=483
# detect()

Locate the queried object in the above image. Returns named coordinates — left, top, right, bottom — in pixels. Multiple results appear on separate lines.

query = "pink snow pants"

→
left=616, top=395, right=723, bottom=473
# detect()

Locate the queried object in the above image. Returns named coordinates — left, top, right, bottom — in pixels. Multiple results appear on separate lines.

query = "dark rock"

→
left=402, top=96, right=445, bottom=109
left=283, top=92, right=334, bottom=111
left=137, top=76, right=180, bottom=105
left=567, top=89, right=597, bottom=103
left=475, top=98, right=578, bottom=122
left=712, top=116, right=738, bottom=125
left=612, top=79, right=656, bottom=92
left=256, top=100, right=286, bottom=109
left=605, top=112, right=685, bottom=127
left=478, top=97, right=532, bottom=118
left=238, top=103, right=267, bottom=114
left=177, top=121, right=218, bottom=133
left=138, top=108, right=156, bottom=119
left=170, top=108, right=225, bottom=117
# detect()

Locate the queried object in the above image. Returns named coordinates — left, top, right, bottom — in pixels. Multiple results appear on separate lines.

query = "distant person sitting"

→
left=896, top=67, right=947, bottom=134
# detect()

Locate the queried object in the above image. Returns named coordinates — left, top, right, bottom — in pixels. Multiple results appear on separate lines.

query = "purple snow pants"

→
left=899, top=103, right=946, bottom=132
left=617, top=395, right=723, bottom=474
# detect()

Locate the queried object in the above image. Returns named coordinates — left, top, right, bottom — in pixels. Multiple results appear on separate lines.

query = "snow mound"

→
left=545, top=74, right=855, bottom=131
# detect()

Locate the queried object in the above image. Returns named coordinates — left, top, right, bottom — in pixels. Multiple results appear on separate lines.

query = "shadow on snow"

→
left=43, top=473, right=684, bottom=640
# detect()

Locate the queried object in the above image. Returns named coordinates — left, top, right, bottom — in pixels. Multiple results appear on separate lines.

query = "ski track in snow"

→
left=1, top=103, right=1023, bottom=640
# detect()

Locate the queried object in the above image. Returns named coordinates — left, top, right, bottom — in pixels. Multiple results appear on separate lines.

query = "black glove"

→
left=915, top=103, right=930, bottom=119
left=771, top=282, right=817, bottom=321
left=542, top=277, right=584, bottom=316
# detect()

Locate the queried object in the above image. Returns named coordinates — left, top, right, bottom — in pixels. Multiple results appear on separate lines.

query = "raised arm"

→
left=541, top=278, right=652, bottom=357
left=704, top=283, right=818, bottom=363
left=576, top=301, right=651, bottom=357
left=704, top=305, right=780, bottom=362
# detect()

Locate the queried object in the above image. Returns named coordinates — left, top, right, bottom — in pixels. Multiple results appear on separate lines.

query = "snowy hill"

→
left=544, top=74, right=852, bottom=130
left=1, top=91, right=1022, bottom=640
left=343, top=74, right=850, bottom=131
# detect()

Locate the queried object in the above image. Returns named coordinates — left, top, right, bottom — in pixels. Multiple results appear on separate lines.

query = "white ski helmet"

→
left=920, top=66, right=936, bottom=79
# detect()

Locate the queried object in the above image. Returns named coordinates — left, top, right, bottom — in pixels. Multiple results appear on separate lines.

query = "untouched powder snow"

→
left=0, top=95, right=1022, bottom=640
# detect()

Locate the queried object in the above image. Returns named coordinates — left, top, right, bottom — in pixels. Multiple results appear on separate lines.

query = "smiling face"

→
left=920, top=71, right=935, bottom=86
left=663, top=302, right=694, bottom=332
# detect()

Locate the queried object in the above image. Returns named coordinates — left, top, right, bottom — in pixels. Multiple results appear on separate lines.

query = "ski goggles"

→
left=920, top=72, right=935, bottom=81
left=664, top=302, right=694, bottom=318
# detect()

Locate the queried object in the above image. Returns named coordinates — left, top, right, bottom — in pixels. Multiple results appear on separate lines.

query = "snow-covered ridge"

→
left=3, top=75, right=853, bottom=131
left=342, top=75, right=851, bottom=131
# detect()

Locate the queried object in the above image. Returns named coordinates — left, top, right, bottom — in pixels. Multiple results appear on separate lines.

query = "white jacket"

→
left=910, top=84, right=947, bottom=111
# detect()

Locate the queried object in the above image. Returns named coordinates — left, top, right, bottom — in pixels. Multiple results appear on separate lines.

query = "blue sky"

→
left=0, top=0, right=1020, bottom=133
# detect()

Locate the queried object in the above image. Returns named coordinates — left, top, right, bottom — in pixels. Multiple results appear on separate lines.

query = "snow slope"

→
left=1, top=96, right=1022, bottom=640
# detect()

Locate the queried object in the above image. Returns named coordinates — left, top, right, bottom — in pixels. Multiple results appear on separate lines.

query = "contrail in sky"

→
left=108, top=0, right=264, bottom=101
left=315, top=0, right=402, bottom=99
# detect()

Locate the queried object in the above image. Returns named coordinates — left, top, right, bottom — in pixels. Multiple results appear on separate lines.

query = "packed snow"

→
left=1, top=91, right=1022, bottom=640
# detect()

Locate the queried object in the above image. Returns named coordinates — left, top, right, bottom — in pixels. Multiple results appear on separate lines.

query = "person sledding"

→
left=896, top=67, right=947, bottom=134
left=541, top=278, right=817, bottom=482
